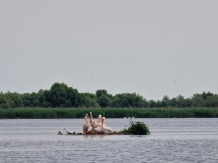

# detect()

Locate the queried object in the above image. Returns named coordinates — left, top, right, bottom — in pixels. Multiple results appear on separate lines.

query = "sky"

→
left=0, top=0, right=218, bottom=100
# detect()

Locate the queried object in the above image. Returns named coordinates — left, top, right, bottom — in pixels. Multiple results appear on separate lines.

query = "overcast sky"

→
left=0, top=0, right=218, bottom=100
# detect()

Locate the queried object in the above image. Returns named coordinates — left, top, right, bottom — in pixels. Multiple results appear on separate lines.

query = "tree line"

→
left=0, top=82, right=218, bottom=109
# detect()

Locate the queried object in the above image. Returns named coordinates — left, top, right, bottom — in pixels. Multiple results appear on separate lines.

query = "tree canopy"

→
left=1, top=83, right=218, bottom=109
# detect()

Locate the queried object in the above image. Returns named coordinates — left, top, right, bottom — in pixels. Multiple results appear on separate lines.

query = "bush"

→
left=123, top=120, right=150, bottom=135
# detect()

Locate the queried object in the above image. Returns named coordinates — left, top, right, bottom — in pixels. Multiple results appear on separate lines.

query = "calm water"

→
left=0, top=118, right=218, bottom=163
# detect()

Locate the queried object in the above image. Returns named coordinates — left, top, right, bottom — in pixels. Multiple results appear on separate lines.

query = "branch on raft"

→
left=58, top=128, right=124, bottom=135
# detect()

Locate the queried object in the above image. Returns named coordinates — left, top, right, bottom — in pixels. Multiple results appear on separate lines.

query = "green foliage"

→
left=95, top=89, right=112, bottom=108
left=0, top=92, right=23, bottom=109
left=78, top=93, right=100, bottom=108
left=1, top=108, right=218, bottom=119
left=161, top=95, right=169, bottom=107
left=148, top=100, right=156, bottom=108
left=123, top=120, right=150, bottom=135
left=98, top=94, right=111, bottom=108
left=1, top=82, right=218, bottom=109
left=110, top=93, right=146, bottom=108
left=96, top=89, right=108, bottom=99
left=50, top=83, right=79, bottom=107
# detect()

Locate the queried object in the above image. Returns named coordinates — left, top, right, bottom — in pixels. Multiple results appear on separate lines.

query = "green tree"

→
left=148, top=100, right=156, bottom=108
left=96, top=89, right=108, bottom=99
left=4, top=92, right=23, bottom=108
left=204, top=95, right=218, bottom=107
left=49, top=83, right=78, bottom=107
left=66, top=87, right=78, bottom=107
left=0, top=94, right=6, bottom=109
left=161, top=95, right=169, bottom=107
left=110, top=93, right=146, bottom=108
left=98, top=94, right=111, bottom=108
left=78, top=92, right=99, bottom=108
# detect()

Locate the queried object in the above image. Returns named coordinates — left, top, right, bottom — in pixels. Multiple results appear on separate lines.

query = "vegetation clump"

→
left=123, top=120, right=150, bottom=135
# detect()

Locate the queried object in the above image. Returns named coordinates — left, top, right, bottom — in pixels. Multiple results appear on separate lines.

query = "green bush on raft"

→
left=123, top=121, right=150, bottom=135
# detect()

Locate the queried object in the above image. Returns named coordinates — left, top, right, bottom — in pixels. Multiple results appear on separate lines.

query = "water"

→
left=1, top=118, right=218, bottom=163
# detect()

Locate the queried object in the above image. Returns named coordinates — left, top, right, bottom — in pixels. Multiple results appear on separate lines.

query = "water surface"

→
left=1, top=118, right=218, bottom=163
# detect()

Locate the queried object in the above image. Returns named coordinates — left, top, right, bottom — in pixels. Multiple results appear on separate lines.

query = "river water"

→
left=0, top=118, right=218, bottom=163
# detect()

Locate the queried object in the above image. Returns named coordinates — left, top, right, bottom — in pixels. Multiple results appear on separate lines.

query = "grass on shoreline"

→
left=1, top=108, right=218, bottom=119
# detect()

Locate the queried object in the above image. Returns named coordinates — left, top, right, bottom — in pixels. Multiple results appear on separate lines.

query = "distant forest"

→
left=0, top=82, right=218, bottom=109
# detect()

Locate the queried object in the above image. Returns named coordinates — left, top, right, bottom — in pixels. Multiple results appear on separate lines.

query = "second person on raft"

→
left=83, top=112, right=113, bottom=134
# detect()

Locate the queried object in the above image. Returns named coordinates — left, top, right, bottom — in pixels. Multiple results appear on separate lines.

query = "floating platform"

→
left=58, top=128, right=124, bottom=135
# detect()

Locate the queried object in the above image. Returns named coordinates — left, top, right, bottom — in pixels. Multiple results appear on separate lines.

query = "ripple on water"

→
left=1, top=139, right=218, bottom=163
left=1, top=118, right=218, bottom=163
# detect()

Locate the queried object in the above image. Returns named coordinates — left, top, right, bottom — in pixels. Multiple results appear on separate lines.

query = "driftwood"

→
left=58, top=128, right=124, bottom=135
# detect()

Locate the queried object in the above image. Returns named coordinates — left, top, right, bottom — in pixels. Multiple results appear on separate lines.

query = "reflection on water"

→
left=1, top=118, right=218, bottom=163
